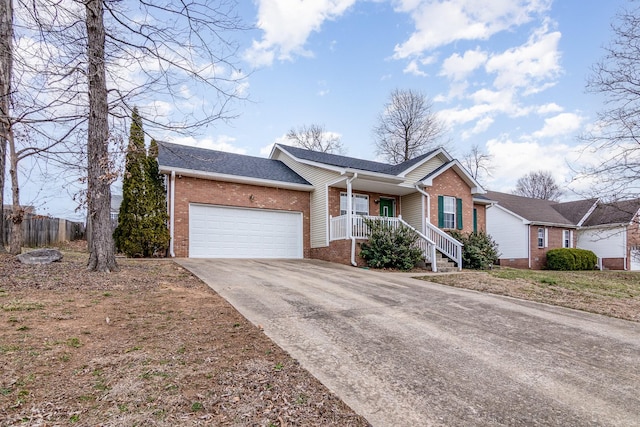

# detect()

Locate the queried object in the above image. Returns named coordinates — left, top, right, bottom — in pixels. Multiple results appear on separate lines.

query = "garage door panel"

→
left=189, top=204, right=303, bottom=258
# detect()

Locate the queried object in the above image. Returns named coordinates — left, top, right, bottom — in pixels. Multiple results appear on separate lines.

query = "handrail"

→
left=398, top=217, right=437, bottom=269
left=425, top=222, right=463, bottom=270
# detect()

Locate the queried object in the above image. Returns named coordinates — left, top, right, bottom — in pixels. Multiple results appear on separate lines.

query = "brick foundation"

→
left=310, top=239, right=367, bottom=267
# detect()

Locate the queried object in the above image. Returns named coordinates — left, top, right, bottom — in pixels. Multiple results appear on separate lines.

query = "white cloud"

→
left=440, top=48, right=488, bottom=81
left=168, top=135, right=247, bottom=154
left=485, top=137, right=574, bottom=192
left=244, top=0, right=356, bottom=66
left=393, top=0, right=552, bottom=59
left=532, top=112, right=583, bottom=138
left=403, top=59, right=428, bottom=76
left=536, top=103, right=563, bottom=115
left=461, top=116, right=494, bottom=139
left=485, top=22, right=561, bottom=92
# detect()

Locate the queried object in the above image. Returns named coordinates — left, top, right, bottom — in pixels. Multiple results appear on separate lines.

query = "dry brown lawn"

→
left=0, top=243, right=370, bottom=427
left=420, top=268, right=640, bottom=322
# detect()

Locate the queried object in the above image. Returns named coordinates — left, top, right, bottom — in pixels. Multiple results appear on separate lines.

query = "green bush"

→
left=359, top=219, right=424, bottom=271
left=448, top=230, right=500, bottom=270
left=546, top=248, right=597, bottom=270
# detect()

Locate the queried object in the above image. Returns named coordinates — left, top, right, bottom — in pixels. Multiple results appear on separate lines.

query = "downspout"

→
left=414, top=184, right=431, bottom=230
left=348, top=173, right=358, bottom=266
left=169, top=171, right=176, bottom=257
left=624, top=228, right=628, bottom=270
left=528, top=225, right=531, bottom=269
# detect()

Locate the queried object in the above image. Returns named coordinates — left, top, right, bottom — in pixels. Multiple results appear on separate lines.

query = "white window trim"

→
left=340, top=192, right=369, bottom=216
left=563, top=230, right=573, bottom=248
left=443, top=195, right=456, bottom=229
left=537, top=227, right=546, bottom=248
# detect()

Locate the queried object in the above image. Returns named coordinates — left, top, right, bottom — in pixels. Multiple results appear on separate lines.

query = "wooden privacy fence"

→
left=2, top=213, right=86, bottom=248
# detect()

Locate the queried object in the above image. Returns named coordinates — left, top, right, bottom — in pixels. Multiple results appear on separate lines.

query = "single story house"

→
left=486, top=191, right=640, bottom=270
left=157, top=142, right=488, bottom=270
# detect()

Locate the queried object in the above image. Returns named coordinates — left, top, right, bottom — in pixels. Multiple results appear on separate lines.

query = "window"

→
left=563, top=230, right=572, bottom=248
left=537, top=227, right=545, bottom=248
left=340, top=193, right=369, bottom=216
left=443, top=196, right=456, bottom=229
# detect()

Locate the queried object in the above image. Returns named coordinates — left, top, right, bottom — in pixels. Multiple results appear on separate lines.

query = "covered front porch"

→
left=329, top=213, right=463, bottom=271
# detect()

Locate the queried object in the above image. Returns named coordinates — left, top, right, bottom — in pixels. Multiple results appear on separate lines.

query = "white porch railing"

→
left=425, top=222, right=463, bottom=269
left=330, top=215, right=402, bottom=240
left=329, top=214, right=438, bottom=268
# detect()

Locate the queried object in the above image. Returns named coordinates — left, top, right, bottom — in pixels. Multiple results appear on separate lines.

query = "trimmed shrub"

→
left=448, top=230, right=500, bottom=270
left=359, top=219, right=424, bottom=271
left=546, top=248, right=597, bottom=270
left=546, top=249, right=575, bottom=270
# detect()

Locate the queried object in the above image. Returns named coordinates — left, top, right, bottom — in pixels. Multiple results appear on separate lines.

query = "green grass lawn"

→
left=488, top=269, right=640, bottom=299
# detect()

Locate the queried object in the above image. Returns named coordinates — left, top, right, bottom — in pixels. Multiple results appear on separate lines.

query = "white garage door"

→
left=631, top=248, right=640, bottom=271
left=189, top=204, right=303, bottom=258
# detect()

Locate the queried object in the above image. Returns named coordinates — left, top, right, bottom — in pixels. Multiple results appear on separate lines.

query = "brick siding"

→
left=171, top=176, right=310, bottom=258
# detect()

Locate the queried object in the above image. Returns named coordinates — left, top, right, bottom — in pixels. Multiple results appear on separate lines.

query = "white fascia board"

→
left=159, top=166, right=314, bottom=191
left=396, top=148, right=451, bottom=177
left=490, top=203, right=530, bottom=224
left=577, top=199, right=600, bottom=227
left=342, top=169, right=404, bottom=183
left=578, top=223, right=627, bottom=230
left=531, top=221, right=578, bottom=228
left=274, top=144, right=404, bottom=183
left=271, top=144, right=345, bottom=173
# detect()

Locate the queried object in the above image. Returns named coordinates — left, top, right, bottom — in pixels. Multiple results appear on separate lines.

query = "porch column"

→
left=346, top=176, right=353, bottom=238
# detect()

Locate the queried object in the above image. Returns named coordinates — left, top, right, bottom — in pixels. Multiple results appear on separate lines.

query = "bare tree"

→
left=286, top=124, right=344, bottom=154
left=578, top=3, right=640, bottom=200
left=7, top=0, right=247, bottom=270
left=85, top=0, right=117, bottom=271
left=373, top=88, right=447, bottom=164
left=462, top=144, right=493, bottom=184
left=514, top=170, right=563, bottom=201
left=0, top=0, right=11, bottom=252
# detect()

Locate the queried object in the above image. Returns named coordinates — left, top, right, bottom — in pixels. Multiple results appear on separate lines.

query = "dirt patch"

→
left=421, top=270, right=640, bottom=322
left=0, top=245, right=370, bottom=426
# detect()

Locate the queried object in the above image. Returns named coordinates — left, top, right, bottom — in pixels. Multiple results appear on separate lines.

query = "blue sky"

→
left=13, top=0, right=628, bottom=220
left=174, top=0, right=625, bottom=186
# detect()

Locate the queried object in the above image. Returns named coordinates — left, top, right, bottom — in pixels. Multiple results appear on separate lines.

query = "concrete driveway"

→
left=177, top=258, right=640, bottom=427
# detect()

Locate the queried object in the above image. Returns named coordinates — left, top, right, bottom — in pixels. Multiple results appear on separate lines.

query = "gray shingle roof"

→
left=485, top=191, right=575, bottom=226
left=582, top=199, right=640, bottom=226
left=277, top=144, right=440, bottom=176
left=552, top=198, right=597, bottom=224
left=157, top=142, right=310, bottom=186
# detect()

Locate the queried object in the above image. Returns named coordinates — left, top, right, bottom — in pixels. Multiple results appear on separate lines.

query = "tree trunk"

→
left=0, top=0, right=12, bottom=253
left=7, top=128, right=21, bottom=254
left=85, top=0, right=117, bottom=272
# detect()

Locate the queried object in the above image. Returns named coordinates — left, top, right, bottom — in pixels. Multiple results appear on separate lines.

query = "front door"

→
left=379, top=198, right=394, bottom=217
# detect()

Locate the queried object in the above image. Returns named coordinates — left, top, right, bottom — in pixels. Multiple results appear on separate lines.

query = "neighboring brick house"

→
left=158, top=142, right=487, bottom=270
left=486, top=191, right=640, bottom=270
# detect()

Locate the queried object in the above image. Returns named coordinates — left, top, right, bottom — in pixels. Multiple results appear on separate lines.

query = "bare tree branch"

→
left=373, top=88, right=447, bottom=164
left=514, top=170, right=563, bottom=201
left=286, top=123, right=344, bottom=154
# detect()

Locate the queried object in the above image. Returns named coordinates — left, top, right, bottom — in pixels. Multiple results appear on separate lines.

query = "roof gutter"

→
left=159, top=166, right=314, bottom=192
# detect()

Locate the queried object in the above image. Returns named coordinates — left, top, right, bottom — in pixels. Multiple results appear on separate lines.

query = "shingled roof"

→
left=582, top=199, right=640, bottom=226
left=277, top=144, right=440, bottom=176
left=485, top=191, right=575, bottom=226
left=551, top=198, right=597, bottom=225
left=157, top=142, right=311, bottom=186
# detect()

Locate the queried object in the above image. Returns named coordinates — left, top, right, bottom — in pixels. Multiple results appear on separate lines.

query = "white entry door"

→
left=189, top=204, right=303, bottom=258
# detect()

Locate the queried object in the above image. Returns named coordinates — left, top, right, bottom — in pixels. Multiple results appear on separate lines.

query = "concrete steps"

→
left=426, top=252, right=459, bottom=272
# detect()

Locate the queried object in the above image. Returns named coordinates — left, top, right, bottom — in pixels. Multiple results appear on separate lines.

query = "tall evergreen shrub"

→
left=114, top=109, right=169, bottom=257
